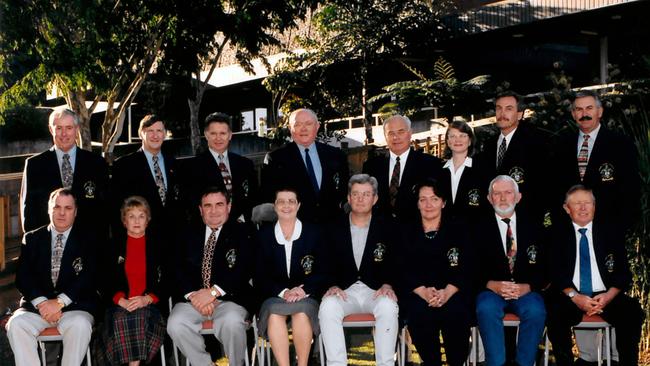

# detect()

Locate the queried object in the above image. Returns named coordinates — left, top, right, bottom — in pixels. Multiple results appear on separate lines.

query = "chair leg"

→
left=596, top=329, right=603, bottom=365
left=159, top=343, right=166, bottom=366
left=86, top=347, right=92, bottom=366
left=318, top=334, right=325, bottom=366
left=544, top=332, right=549, bottom=366
left=38, top=341, right=47, bottom=366
left=605, top=327, right=611, bottom=366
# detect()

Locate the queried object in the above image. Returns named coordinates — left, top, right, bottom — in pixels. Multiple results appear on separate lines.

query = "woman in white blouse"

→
left=441, top=120, right=488, bottom=221
left=255, top=187, right=326, bottom=366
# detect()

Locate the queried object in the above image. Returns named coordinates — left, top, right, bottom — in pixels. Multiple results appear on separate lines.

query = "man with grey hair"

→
left=319, top=173, right=399, bottom=366
left=363, top=114, right=442, bottom=221
left=20, top=107, right=108, bottom=232
left=474, top=175, right=547, bottom=366
left=262, top=108, right=349, bottom=223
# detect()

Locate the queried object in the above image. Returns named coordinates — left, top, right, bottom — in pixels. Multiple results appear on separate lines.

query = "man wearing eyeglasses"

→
left=363, top=114, right=442, bottom=222
left=262, top=108, right=349, bottom=224
left=319, top=174, right=399, bottom=366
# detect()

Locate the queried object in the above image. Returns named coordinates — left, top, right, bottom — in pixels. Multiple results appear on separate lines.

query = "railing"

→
left=0, top=172, right=22, bottom=271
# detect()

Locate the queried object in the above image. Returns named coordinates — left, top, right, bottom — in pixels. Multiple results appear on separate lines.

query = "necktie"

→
left=496, top=137, right=507, bottom=170
left=502, top=218, right=516, bottom=275
left=61, top=153, right=73, bottom=189
left=304, top=148, right=319, bottom=193
left=51, top=234, right=64, bottom=286
left=218, top=154, right=233, bottom=196
left=578, top=228, right=593, bottom=296
left=201, top=228, right=218, bottom=288
left=389, top=157, right=401, bottom=208
left=152, top=155, right=167, bottom=206
left=578, top=134, right=590, bottom=180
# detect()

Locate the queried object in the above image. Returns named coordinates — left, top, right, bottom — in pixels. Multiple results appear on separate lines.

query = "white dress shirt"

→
left=388, top=149, right=410, bottom=185
left=444, top=157, right=473, bottom=203
left=496, top=128, right=517, bottom=163
left=495, top=212, right=518, bottom=255
left=571, top=221, right=606, bottom=293
left=576, top=123, right=601, bottom=159
left=275, top=219, right=303, bottom=297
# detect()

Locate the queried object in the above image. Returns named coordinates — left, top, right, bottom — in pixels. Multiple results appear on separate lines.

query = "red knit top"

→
left=112, top=235, right=159, bottom=305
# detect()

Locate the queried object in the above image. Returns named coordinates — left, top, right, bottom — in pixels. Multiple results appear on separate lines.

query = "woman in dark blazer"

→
left=440, top=120, right=488, bottom=222
left=255, top=187, right=326, bottom=366
left=400, top=179, right=472, bottom=366
left=103, top=196, right=165, bottom=366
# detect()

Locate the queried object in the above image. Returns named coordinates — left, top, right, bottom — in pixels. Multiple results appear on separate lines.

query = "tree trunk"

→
left=361, top=64, right=374, bottom=144
left=64, top=89, right=95, bottom=151
left=188, top=97, right=202, bottom=154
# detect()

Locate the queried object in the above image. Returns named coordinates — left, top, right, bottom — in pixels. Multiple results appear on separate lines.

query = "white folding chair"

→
left=37, top=327, right=92, bottom=366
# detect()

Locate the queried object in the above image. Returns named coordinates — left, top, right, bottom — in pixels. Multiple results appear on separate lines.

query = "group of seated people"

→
left=6, top=93, right=644, bottom=366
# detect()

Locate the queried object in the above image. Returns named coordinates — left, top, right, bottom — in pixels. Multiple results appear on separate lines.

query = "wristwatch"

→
left=210, top=286, right=219, bottom=298
left=567, top=290, right=578, bottom=299
left=56, top=298, right=65, bottom=308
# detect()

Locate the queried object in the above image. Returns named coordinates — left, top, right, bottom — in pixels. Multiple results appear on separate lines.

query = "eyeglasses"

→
left=447, top=133, right=469, bottom=140
left=275, top=199, right=298, bottom=206
left=350, top=191, right=375, bottom=199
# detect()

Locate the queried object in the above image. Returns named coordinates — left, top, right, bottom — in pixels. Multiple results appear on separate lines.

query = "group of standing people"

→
left=5, top=89, right=644, bottom=366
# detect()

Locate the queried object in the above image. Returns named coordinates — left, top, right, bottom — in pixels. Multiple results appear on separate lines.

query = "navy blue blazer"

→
left=21, top=147, right=108, bottom=232
left=254, top=222, right=326, bottom=300
left=551, top=127, right=640, bottom=230
left=472, top=211, right=548, bottom=292
left=16, top=225, right=98, bottom=314
left=172, top=221, right=255, bottom=312
left=262, top=142, right=349, bottom=224
left=183, top=150, right=258, bottom=224
left=363, top=148, right=443, bottom=222
left=324, top=214, right=397, bottom=291
left=439, top=162, right=490, bottom=222
left=549, top=220, right=631, bottom=294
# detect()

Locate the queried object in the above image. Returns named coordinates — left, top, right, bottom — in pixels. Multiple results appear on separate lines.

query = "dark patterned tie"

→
left=51, top=233, right=64, bottom=286
left=61, top=153, right=73, bottom=189
left=152, top=155, right=167, bottom=206
left=218, top=154, right=233, bottom=196
left=578, top=134, right=590, bottom=180
left=201, top=228, right=218, bottom=288
left=496, top=137, right=507, bottom=170
left=389, top=157, right=400, bottom=208
left=304, top=148, right=319, bottom=193
left=578, top=228, right=593, bottom=296
left=502, top=218, right=516, bottom=275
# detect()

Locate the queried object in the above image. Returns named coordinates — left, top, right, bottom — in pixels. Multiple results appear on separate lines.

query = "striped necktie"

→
left=51, top=234, right=64, bottom=286
left=578, top=134, right=590, bottom=180
left=201, top=228, right=218, bottom=288
left=152, top=155, right=167, bottom=206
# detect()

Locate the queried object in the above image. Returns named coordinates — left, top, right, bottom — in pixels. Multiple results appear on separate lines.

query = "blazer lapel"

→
left=359, top=217, right=379, bottom=272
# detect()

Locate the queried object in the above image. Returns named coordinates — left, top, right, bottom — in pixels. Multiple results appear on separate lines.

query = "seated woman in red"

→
left=103, top=196, right=165, bottom=366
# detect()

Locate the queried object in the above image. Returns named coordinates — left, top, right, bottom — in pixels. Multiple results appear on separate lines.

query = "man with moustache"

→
left=551, top=91, right=640, bottom=365
left=7, top=188, right=97, bottom=366
left=111, top=114, right=182, bottom=236
left=184, top=112, right=258, bottom=223
left=363, top=115, right=442, bottom=221
left=545, top=185, right=642, bottom=366
left=262, top=108, right=349, bottom=223
left=475, top=91, right=549, bottom=225
left=167, top=187, right=254, bottom=366
left=319, top=174, right=399, bottom=366
left=474, top=175, right=546, bottom=366
left=21, top=107, right=108, bottom=232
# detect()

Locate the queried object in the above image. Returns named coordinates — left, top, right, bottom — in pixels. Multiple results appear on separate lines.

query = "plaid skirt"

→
left=103, top=305, right=166, bottom=364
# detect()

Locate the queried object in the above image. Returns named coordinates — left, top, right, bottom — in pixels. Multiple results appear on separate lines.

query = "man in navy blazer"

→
left=167, top=186, right=254, bottom=366
left=20, top=107, right=108, bottom=233
left=262, top=108, right=349, bottom=223
left=363, top=115, right=442, bottom=222
left=545, top=185, right=643, bottom=366
left=7, top=188, right=97, bottom=366
left=319, top=174, right=399, bottom=366
left=474, top=92, right=549, bottom=225
left=184, top=112, right=258, bottom=224
left=474, top=175, right=547, bottom=366
left=111, top=114, right=182, bottom=238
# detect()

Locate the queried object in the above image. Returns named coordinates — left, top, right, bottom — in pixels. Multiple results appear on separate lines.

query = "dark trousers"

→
left=545, top=291, right=643, bottom=366
left=405, top=293, right=471, bottom=366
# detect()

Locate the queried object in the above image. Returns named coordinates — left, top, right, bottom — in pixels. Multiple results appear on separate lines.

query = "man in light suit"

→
left=184, top=112, right=258, bottom=224
left=319, top=174, right=399, bottom=366
left=7, top=188, right=97, bottom=366
left=474, top=175, right=547, bottom=366
left=111, top=114, right=182, bottom=237
left=545, top=185, right=643, bottom=366
left=262, top=108, right=349, bottom=223
left=20, top=107, right=108, bottom=233
left=167, top=186, right=254, bottom=366
left=363, top=114, right=442, bottom=222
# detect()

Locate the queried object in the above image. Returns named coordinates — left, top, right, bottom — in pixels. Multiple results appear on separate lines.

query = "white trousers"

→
left=167, top=301, right=249, bottom=366
left=6, top=309, right=93, bottom=366
left=318, top=282, right=399, bottom=366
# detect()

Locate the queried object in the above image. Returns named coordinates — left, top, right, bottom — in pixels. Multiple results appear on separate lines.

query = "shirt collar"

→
left=571, top=221, right=593, bottom=232
left=349, top=214, right=371, bottom=229
left=443, top=156, right=473, bottom=169
left=274, top=219, right=302, bottom=246
left=389, top=148, right=410, bottom=162
left=209, top=148, right=229, bottom=162
left=495, top=212, right=517, bottom=226
left=54, top=145, right=77, bottom=158
left=579, top=123, right=601, bottom=140
left=296, top=142, right=317, bottom=154
left=142, top=147, right=161, bottom=161
left=49, top=224, right=73, bottom=240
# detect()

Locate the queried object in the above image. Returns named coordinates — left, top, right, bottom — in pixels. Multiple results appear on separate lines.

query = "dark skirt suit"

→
left=102, top=232, right=166, bottom=365
left=399, top=220, right=473, bottom=366
left=254, top=221, right=327, bottom=338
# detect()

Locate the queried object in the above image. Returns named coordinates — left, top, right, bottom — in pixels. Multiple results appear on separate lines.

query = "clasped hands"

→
left=572, top=291, right=615, bottom=316
left=324, top=284, right=397, bottom=302
left=283, top=285, right=307, bottom=303
left=189, top=288, right=221, bottom=316
left=37, top=299, right=63, bottom=323
left=414, top=285, right=456, bottom=307
left=488, top=281, right=530, bottom=300
left=118, top=295, right=153, bottom=312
